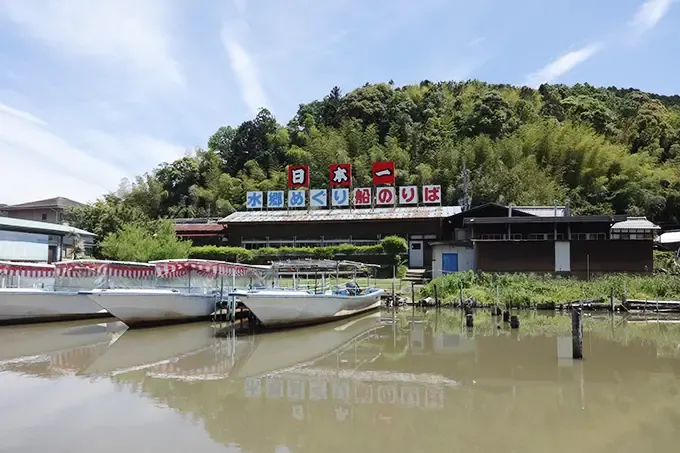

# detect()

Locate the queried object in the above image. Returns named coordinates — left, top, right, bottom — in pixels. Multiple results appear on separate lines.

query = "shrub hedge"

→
left=188, top=236, right=405, bottom=264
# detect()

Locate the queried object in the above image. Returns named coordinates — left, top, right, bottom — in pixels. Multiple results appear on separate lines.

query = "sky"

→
left=0, top=0, right=678, bottom=205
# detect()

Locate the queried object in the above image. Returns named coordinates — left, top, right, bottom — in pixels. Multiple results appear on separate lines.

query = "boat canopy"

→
left=269, top=259, right=381, bottom=273
left=150, top=259, right=261, bottom=279
left=54, top=260, right=156, bottom=291
left=150, top=259, right=275, bottom=293
left=0, top=261, right=56, bottom=289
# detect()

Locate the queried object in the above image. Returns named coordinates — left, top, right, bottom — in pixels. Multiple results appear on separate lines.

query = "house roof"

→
left=2, top=197, right=84, bottom=211
left=220, top=206, right=462, bottom=224
left=463, top=215, right=626, bottom=225
left=611, top=217, right=660, bottom=231
left=0, top=216, right=95, bottom=237
left=513, top=205, right=567, bottom=217
left=174, top=223, right=226, bottom=234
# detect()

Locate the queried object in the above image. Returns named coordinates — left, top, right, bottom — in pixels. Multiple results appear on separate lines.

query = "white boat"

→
left=232, top=259, right=385, bottom=328
left=0, top=261, right=104, bottom=324
left=87, top=259, right=271, bottom=328
left=86, top=288, right=219, bottom=328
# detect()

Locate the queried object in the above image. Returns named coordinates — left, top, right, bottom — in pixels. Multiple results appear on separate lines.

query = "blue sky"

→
left=0, top=0, right=677, bottom=205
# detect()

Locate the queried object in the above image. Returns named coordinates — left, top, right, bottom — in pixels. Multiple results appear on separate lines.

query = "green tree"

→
left=99, top=220, right=192, bottom=262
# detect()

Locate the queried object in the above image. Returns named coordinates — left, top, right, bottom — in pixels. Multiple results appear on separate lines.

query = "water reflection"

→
left=2, top=310, right=680, bottom=452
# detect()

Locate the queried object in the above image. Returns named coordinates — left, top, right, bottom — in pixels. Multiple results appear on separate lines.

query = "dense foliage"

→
left=420, top=271, right=680, bottom=306
left=99, top=220, right=192, bottom=262
left=66, top=80, right=680, bottom=246
left=189, top=235, right=405, bottom=264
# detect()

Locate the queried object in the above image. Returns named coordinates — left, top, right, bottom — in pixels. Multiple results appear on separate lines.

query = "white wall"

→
left=0, top=230, right=49, bottom=261
left=431, top=244, right=475, bottom=278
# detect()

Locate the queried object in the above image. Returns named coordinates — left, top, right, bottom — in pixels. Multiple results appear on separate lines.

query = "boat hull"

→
left=0, top=290, right=108, bottom=325
left=236, top=289, right=385, bottom=328
left=87, top=289, right=218, bottom=328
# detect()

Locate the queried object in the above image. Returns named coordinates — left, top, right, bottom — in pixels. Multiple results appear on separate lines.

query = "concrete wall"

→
left=431, top=243, right=475, bottom=278
left=6, top=209, right=60, bottom=223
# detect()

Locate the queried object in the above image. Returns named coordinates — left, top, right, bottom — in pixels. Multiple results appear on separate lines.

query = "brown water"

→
left=1, top=310, right=680, bottom=453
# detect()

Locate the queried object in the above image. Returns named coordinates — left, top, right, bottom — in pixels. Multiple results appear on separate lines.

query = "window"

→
left=411, top=242, right=421, bottom=250
left=41, top=213, right=47, bottom=221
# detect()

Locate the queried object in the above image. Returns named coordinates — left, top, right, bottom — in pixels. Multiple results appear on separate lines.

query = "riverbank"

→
left=418, top=271, right=680, bottom=308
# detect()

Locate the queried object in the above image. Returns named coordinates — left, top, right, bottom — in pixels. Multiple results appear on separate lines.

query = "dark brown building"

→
left=219, top=207, right=460, bottom=268
left=431, top=203, right=660, bottom=278
left=173, top=219, right=227, bottom=246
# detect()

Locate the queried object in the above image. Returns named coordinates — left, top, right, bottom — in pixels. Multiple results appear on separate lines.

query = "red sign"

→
left=372, top=161, right=395, bottom=185
left=329, top=164, right=352, bottom=187
left=353, top=187, right=372, bottom=206
left=287, top=165, right=309, bottom=188
left=422, top=185, right=442, bottom=204
left=376, top=187, right=395, bottom=205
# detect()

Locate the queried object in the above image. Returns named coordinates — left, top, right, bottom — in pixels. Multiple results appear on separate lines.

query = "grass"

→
left=419, top=271, right=680, bottom=307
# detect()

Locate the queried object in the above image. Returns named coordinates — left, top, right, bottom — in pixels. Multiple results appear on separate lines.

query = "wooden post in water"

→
left=411, top=281, right=416, bottom=314
left=510, top=315, right=520, bottom=329
left=572, top=309, right=583, bottom=359
left=434, top=284, right=439, bottom=307
left=623, top=280, right=627, bottom=307
left=459, top=282, right=464, bottom=306
left=610, top=286, right=615, bottom=312
left=466, top=313, right=474, bottom=328
left=495, top=284, right=500, bottom=315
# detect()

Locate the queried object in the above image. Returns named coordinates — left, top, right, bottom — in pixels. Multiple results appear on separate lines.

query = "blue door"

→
left=442, top=253, right=458, bottom=274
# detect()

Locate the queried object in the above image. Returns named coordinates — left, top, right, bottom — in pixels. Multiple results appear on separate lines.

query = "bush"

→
left=189, top=246, right=254, bottom=263
left=381, top=235, right=408, bottom=264
left=189, top=241, right=386, bottom=264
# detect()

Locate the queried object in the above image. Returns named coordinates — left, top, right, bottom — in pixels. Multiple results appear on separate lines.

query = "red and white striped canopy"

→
left=152, top=260, right=251, bottom=279
left=0, top=261, right=55, bottom=278
left=54, top=260, right=155, bottom=279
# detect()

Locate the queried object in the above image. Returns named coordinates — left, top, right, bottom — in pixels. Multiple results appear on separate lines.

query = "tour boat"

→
left=0, top=261, right=100, bottom=324
left=231, top=260, right=384, bottom=328
left=87, top=259, right=269, bottom=328
left=0, top=260, right=159, bottom=324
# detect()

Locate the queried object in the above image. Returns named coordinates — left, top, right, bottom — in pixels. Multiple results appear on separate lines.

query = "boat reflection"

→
left=0, top=319, right=126, bottom=376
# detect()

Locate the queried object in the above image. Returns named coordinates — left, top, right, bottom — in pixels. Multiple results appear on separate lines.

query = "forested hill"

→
left=68, top=80, right=680, bottom=239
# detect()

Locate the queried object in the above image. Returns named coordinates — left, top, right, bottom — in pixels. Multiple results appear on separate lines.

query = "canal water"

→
left=1, top=310, right=680, bottom=452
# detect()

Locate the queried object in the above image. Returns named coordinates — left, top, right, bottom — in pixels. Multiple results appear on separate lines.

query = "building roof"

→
left=174, top=223, right=226, bottom=234
left=0, top=216, right=95, bottom=237
left=464, top=215, right=626, bottom=225
left=513, top=206, right=567, bottom=217
left=611, top=217, right=660, bottom=231
left=2, top=197, right=84, bottom=211
left=220, top=206, right=462, bottom=224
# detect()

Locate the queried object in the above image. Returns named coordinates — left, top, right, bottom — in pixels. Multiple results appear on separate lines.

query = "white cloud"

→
left=524, top=43, right=603, bottom=88
left=221, top=27, right=270, bottom=116
left=631, top=0, right=673, bottom=35
left=0, top=102, right=184, bottom=205
left=0, top=0, right=183, bottom=89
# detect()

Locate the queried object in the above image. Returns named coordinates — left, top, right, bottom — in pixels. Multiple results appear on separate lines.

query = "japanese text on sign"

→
left=353, top=187, right=372, bottom=206
left=332, top=188, right=350, bottom=207
left=287, top=165, right=309, bottom=188
left=372, top=161, right=395, bottom=185
left=288, top=190, right=306, bottom=208
left=422, top=185, right=442, bottom=204
left=246, top=191, right=263, bottom=209
left=267, top=191, right=284, bottom=208
left=329, top=164, right=352, bottom=187
left=310, top=189, right=328, bottom=207
left=399, top=186, right=418, bottom=204
left=376, top=186, right=395, bottom=205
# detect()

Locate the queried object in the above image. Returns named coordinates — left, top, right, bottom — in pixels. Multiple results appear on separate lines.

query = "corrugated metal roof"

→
left=174, top=223, right=225, bottom=233
left=611, top=217, right=660, bottom=230
left=514, top=206, right=566, bottom=217
left=0, top=216, right=95, bottom=236
left=220, top=206, right=462, bottom=224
